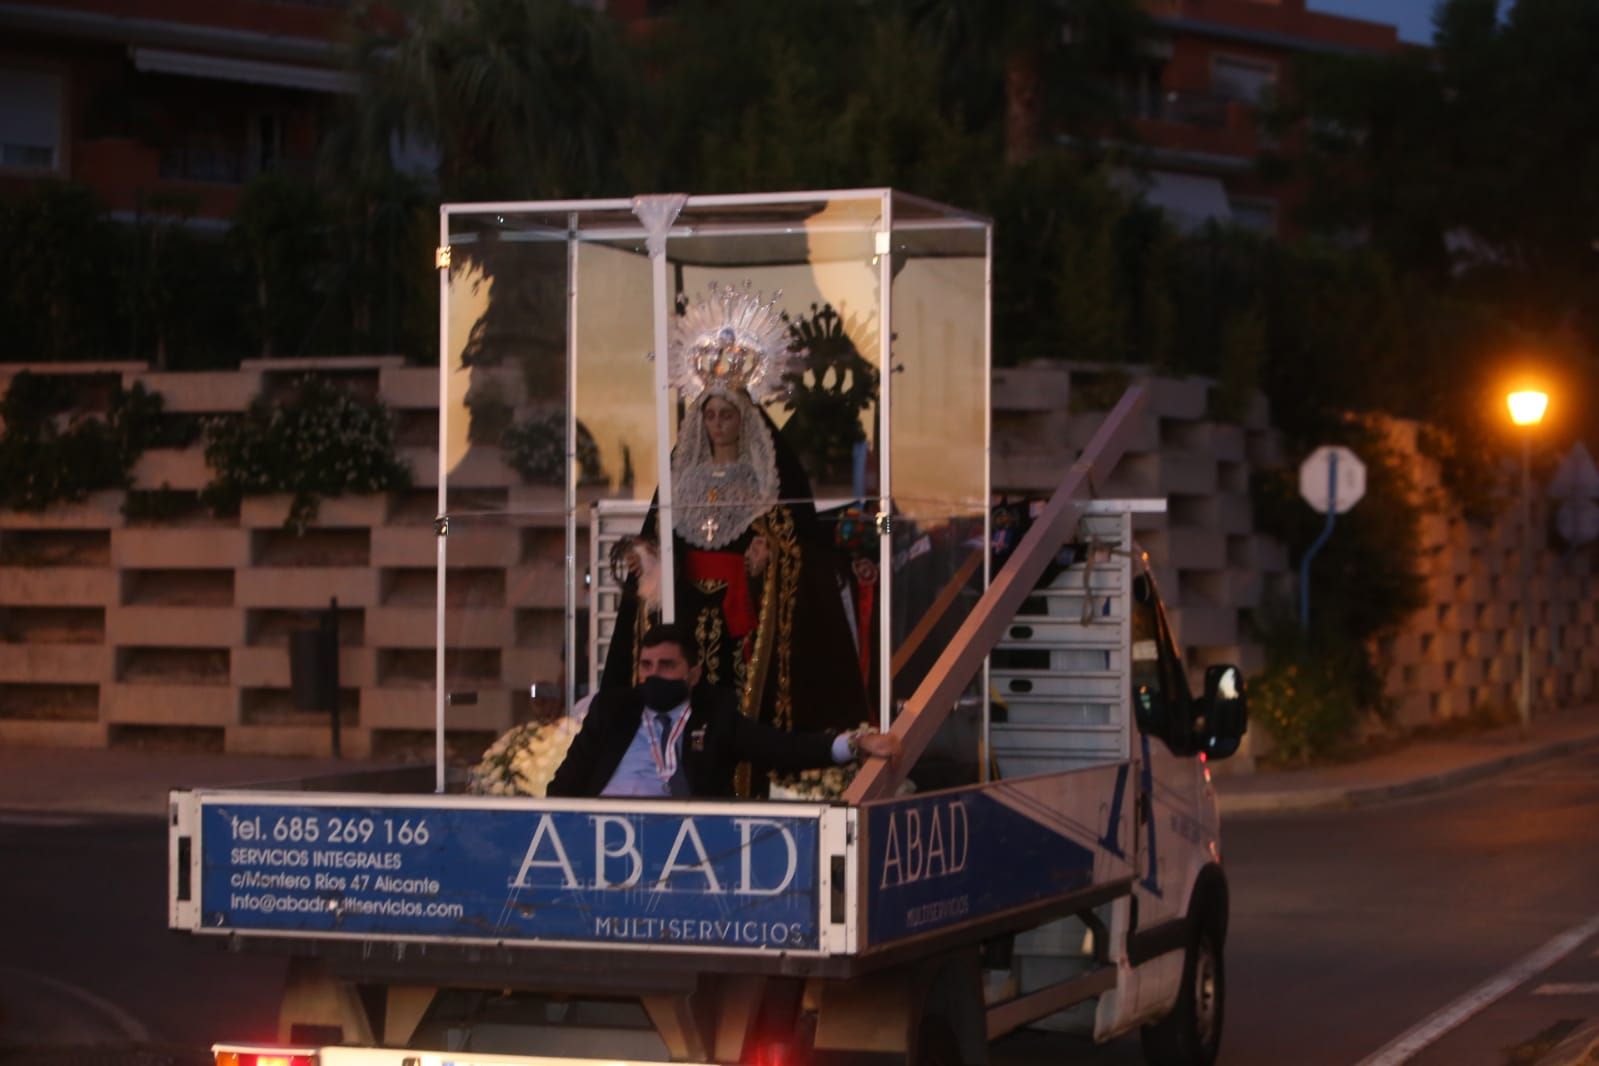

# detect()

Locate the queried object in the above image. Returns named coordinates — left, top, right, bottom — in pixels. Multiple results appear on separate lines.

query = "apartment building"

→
left=1118, top=0, right=1401, bottom=236
left=0, top=0, right=350, bottom=221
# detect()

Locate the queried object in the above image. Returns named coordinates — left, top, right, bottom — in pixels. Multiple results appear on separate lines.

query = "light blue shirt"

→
left=600, top=701, right=856, bottom=798
left=602, top=702, right=691, bottom=798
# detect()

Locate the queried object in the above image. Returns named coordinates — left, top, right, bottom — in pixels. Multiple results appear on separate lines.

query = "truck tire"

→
left=1139, top=918, right=1224, bottom=1066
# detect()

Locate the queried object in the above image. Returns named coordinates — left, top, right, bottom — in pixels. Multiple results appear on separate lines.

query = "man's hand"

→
left=855, top=729, right=901, bottom=761
left=746, top=535, right=770, bottom=577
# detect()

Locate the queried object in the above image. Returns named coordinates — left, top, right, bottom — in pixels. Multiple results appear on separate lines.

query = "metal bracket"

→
left=434, top=245, right=452, bottom=270
left=875, top=512, right=892, bottom=536
left=433, top=515, right=449, bottom=537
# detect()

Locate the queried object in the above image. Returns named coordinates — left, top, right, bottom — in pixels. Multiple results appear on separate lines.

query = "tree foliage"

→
left=1283, top=0, right=1599, bottom=443
left=337, top=0, right=635, bottom=200
left=0, top=372, right=169, bottom=511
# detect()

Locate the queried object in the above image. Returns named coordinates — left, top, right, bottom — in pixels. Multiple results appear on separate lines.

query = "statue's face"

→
left=702, top=395, right=741, bottom=451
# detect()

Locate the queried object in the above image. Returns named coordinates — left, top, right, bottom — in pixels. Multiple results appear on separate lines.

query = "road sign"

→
left=1556, top=498, right=1599, bottom=547
left=1549, top=442, right=1599, bottom=500
left=1299, top=446, right=1366, bottom=515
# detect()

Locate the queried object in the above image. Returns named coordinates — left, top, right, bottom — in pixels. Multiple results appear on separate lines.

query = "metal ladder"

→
left=988, top=502, right=1160, bottom=1032
left=588, top=500, right=649, bottom=694
left=989, top=504, right=1144, bottom=778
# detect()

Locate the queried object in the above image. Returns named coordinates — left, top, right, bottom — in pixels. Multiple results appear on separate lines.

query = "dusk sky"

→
left=1308, top=0, right=1440, bottom=44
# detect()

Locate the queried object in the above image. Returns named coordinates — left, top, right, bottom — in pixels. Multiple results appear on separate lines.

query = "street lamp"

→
left=1507, top=389, right=1548, bottom=734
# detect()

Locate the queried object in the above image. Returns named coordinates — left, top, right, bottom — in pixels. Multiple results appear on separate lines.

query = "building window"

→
left=1229, top=197, right=1277, bottom=235
left=1210, top=54, right=1277, bottom=106
left=161, top=134, right=247, bottom=184
left=0, top=66, right=65, bottom=173
left=251, top=112, right=283, bottom=175
left=160, top=108, right=282, bottom=185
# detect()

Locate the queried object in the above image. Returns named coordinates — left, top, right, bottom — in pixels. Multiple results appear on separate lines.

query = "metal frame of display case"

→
left=433, top=191, right=992, bottom=791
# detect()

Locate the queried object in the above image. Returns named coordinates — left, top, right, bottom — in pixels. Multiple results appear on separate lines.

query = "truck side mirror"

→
left=1200, top=664, right=1248, bottom=760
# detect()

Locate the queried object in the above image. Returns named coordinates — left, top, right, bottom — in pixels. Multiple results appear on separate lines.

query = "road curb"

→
left=1537, top=1019, right=1599, bottom=1066
left=1217, top=732, right=1599, bottom=815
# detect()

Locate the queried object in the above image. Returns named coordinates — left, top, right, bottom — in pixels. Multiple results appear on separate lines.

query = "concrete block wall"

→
left=5, top=358, right=1296, bottom=761
left=0, top=357, right=543, bottom=758
left=6, top=359, right=1575, bottom=765
left=1373, top=417, right=1599, bottom=728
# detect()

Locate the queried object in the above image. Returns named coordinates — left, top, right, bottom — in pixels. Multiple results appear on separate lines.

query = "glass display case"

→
left=435, top=191, right=991, bottom=783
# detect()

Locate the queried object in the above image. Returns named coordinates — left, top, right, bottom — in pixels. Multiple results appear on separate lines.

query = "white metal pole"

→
left=980, top=223, right=993, bottom=783
left=876, top=193, right=894, bottom=733
left=565, top=214, right=579, bottom=713
left=651, top=250, right=676, bottom=623
left=632, top=195, right=687, bottom=624
left=434, top=210, right=450, bottom=794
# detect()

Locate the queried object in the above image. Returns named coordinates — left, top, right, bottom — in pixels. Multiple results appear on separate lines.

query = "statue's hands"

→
left=746, top=535, right=770, bottom=577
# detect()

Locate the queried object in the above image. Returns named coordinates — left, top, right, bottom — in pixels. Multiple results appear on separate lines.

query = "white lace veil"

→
left=671, top=386, right=780, bottom=549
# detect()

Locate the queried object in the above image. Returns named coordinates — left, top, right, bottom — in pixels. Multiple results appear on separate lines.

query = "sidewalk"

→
left=3, top=708, right=1599, bottom=820
left=1215, top=704, right=1599, bottom=814
left=0, top=746, right=404, bottom=818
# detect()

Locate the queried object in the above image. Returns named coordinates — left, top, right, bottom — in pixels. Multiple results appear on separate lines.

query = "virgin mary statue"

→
left=600, top=284, right=870, bottom=738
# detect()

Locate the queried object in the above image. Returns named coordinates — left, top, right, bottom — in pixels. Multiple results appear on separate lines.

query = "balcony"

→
left=1125, top=88, right=1240, bottom=130
left=1124, top=88, right=1265, bottom=163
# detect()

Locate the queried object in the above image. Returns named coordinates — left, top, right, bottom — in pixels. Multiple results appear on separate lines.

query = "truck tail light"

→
left=214, top=1045, right=317, bottom=1066
left=747, top=1040, right=792, bottom=1066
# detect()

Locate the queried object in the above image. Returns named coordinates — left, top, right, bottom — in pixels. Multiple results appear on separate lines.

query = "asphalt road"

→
left=4, top=749, right=1599, bottom=1065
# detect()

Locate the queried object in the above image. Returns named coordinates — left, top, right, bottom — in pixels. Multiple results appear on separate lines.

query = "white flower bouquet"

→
left=468, top=714, right=583, bottom=797
left=767, top=724, right=913, bottom=801
left=768, top=763, right=856, bottom=801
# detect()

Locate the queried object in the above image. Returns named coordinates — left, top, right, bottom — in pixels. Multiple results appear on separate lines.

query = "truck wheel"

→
left=1139, top=919, right=1224, bottom=1066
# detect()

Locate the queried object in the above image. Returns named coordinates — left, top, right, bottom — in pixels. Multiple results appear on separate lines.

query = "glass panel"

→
left=886, top=507, right=988, bottom=785
left=614, top=195, right=885, bottom=738
left=441, top=213, right=573, bottom=748
left=888, top=207, right=989, bottom=693
left=434, top=194, right=990, bottom=780
left=433, top=511, right=546, bottom=760
left=887, top=207, right=987, bottom=518
left=573, top=236, right=654, bottom=506
left=443, top=211, right=571, bottom=519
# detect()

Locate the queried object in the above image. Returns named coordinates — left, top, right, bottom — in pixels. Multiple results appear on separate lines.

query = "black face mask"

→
left=639, top=675, right=690, bottom=711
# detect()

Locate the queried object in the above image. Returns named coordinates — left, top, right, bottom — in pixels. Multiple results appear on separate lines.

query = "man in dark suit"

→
left=549, top=623, right=898, bottom=799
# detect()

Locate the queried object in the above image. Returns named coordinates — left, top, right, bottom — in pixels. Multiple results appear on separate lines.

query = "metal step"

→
left=992, top=672, right=1124, bottom=701
left=997, top=704, right=1118, bottom=727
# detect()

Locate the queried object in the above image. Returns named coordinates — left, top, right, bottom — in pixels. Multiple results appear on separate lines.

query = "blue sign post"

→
left=1298, top=445, right=1366, bottom=632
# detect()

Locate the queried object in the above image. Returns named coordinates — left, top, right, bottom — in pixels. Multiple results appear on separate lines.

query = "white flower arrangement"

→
left=768, top=763, right=857, bottom=801
left=468, top=714, right=583, bottom=797
left=767, top=724, right=913, bottom=802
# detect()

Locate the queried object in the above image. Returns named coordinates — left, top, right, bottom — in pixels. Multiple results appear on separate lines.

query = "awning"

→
left=131, top=46, right=354, bottom=95
left=1113, top=169, right=1233, bottom=232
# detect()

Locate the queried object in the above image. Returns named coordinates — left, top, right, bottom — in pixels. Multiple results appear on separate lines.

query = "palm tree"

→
left=331, top=0, right=636, bottom=200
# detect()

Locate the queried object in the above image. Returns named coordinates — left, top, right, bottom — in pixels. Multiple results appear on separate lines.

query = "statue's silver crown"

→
left=668, top=283, right=803, bottom=405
